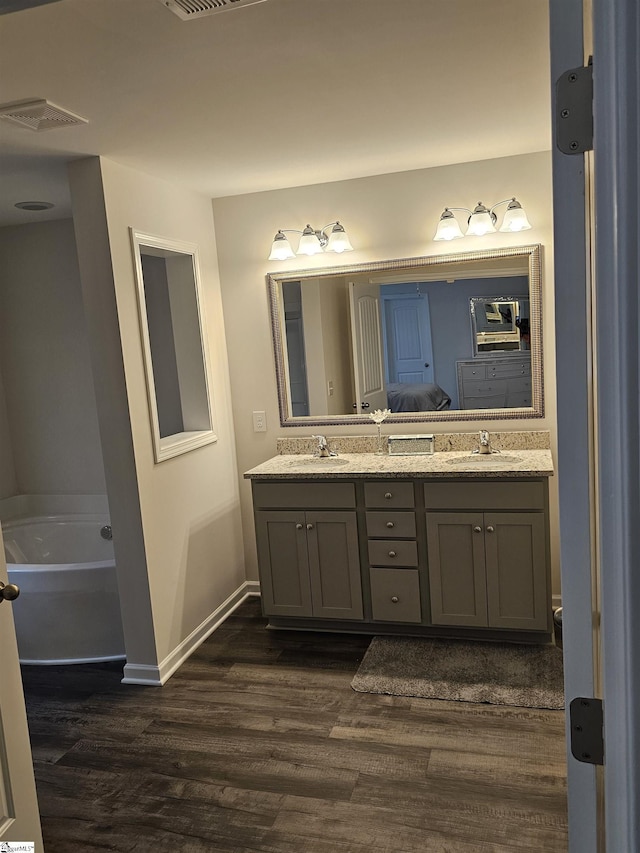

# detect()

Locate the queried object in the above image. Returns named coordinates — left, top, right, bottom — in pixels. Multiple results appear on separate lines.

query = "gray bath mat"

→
left=351, top=636, right=564, bottom=709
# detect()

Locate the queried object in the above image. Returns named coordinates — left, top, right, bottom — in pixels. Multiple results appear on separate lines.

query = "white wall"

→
left=0, top=219, right=106, bottom=497
left=212, top=150, right=560, bottom=591
left=0, top=365, right=16, bottom=501
left=69, top=157, right=246, bottom=679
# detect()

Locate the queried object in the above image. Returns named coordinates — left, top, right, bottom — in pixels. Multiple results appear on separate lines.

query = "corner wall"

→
left=0, top=365, right=16, bottom=501
left=212, top=151, right=560, bottom=593
left=0, top=219, right=106, bottom=498
left=69, top=157, right=247, bottom=681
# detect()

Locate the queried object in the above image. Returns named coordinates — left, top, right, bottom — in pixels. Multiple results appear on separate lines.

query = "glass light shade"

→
left=268, top=231, right=296, bottom=261
left=466, top=203, right=497, bottom=237
left=499, top=200, right=532, bottom=232
left=433, top=210, right=464, bottom=241
left=326, top=222, right=354, bottom=253
left=297, top=226, right=323, bottom=256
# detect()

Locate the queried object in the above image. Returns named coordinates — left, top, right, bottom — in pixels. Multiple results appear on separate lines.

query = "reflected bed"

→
left=387, top=382, right=451, bottom=413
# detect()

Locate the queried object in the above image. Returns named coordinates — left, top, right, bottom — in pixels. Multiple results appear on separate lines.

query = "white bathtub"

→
left=3, top=514, right=126, bottom=665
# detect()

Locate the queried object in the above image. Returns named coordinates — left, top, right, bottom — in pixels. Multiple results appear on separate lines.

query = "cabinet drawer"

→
left=253, top=481, right=355, bottom=509
left=424, top=480, right=545, bottom=510
left=368, top=539, right=418, bottom=567
left=366, top=511, right=416, bottom=538
left=463, top=379, right=507, bottom=397
left=464, top=395, right=506, bottom=410
left=506, top=393, right=532, bottom=408
left=370, top=568, right=421, bottom=622
left=506, top=377, right=532, bottom=394
left=460, top=364, right=487, bottom=381
left=488, top=359, right=531, bottom=378
left=364, top=481, right=415, bottom=508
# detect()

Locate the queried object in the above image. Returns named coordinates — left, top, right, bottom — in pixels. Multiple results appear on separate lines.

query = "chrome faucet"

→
left=312, top=435, right=337, bottom=457
left=477, top=430, right=492, bottom=454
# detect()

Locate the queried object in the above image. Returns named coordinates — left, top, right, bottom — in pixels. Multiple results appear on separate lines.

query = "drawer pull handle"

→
left=384, top=492, right=393, bottom=500
left=473, top=526, right=482, bottom=533
left=388, top=550, right=397, bottom=558
left=306, top=523, right=314, bottom=531
left=391, top=596, right=399, bottom=604
left=295, top=523, right=303, bottom=530
left=486, top=525, right=495, bottom=533
left=386, top=521, right=395, bottom=528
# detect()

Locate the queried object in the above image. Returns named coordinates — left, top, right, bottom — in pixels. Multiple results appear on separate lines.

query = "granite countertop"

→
left=244, top=449, right=554, bottom=480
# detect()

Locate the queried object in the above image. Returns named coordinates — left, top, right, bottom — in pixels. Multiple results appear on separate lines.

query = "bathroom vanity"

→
left=245, top=447, right=554, bottom=642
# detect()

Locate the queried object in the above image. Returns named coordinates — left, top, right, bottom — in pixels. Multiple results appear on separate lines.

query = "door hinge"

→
left=555, top=60, right=593, bottom=154
left=569, top=697, right=604, bottom=765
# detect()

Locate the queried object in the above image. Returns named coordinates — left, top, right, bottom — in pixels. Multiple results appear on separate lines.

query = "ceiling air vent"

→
left=0, top=99, right=88, bottom=131
left=159, top=0, right=268, bottom=20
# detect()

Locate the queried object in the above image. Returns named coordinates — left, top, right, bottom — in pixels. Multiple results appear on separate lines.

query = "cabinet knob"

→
left=486, top=525, right=495, bottom=533
left=386, top=521, right=394, bottom=528
left=306, top=523, right=314, bottom=530
left=473, top=525, right=482, bottom=533
left=391, top=596, right=399, bottom=604
left=388, top=550, right=396, bottom=558
left=295, top=523, right=303, bottom=530
left=384, top=492, right=393, bottom=500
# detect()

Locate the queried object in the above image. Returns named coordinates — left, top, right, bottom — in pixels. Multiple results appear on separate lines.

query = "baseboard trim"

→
left=552, top=594, right=562, bottom=610
left=121, top=581, right=261, bottom=686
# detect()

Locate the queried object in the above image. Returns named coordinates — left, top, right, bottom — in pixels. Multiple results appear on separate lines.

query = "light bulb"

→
left=499, top=199, right=532, bottom=232
left=297, top=225, right=323, bottom=256
left=268, top=231, right=296, bottom=261
left=466, top=203, right=497, bottom=237
left=326, top=222, right=354, bottom=253
left=433, top=209, right=464, bottom=241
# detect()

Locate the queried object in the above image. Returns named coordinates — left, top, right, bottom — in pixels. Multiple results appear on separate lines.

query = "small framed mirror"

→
left=130, top=229, right=217, bottom=462
left=470, top=297, right=530, bottom=355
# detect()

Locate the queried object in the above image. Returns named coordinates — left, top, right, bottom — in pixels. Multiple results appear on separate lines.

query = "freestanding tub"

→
left=3, top=514, right=126, bottom=665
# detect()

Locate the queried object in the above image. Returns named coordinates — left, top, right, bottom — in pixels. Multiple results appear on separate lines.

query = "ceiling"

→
left=0, top=0, right=551, bottom=227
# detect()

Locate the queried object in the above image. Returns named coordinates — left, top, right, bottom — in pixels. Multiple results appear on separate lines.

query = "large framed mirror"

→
left=267, top=244, right=543, bottom=426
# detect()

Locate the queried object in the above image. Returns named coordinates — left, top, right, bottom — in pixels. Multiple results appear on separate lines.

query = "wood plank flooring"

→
left=21, top=596, right=568, bottom=852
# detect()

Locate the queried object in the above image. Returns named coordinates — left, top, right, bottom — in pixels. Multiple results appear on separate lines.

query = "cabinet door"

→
left=306, top=511, right=363, bottom=620
left=484, top=512, right=549, bottom=630
left=426, top=512, right=488, bottom=626
left=255, top=511, right=312, bottom=617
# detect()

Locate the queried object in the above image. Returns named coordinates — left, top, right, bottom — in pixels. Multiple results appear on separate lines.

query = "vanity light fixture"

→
left=268, top=221, right=354, bottom=261
left=433, top=198, right=532, bottom=241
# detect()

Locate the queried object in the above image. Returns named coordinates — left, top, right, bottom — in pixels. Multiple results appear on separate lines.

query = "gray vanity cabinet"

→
left=364, top=480, right=422, bottom=623
left=253, top=482, right=363, bottom=620
left=425, top=481, right=549, bottom=632
left=250, top=474, right=551, bottom=637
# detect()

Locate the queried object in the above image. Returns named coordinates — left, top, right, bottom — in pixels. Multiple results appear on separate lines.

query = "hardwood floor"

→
left=21, top=597, right=568, bottom=852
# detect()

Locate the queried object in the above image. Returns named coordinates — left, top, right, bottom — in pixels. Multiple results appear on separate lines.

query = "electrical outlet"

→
left=252, top=410, right=267, bottom=432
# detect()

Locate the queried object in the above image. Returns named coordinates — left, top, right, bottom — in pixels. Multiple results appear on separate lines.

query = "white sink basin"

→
left=288, top=456, right=350, bottom=467
left=445, top=454, right=520, bottom=466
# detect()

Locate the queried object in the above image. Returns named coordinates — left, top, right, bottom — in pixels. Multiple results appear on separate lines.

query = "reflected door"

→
left=348, top=282, right=388, bottom=412
left=382, top=294, right=435, bottom=384
left=283, top=281, right=310, bottom=417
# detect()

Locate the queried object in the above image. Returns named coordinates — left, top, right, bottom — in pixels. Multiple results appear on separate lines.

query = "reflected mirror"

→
left=470, top=297, right=530, bottom=355
left=267, top=244, right=542, bottom=426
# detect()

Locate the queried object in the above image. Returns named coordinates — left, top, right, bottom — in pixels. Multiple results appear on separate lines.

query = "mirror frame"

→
left=267, top=243, right=543, bottom=427
left=130, top=229, right=218, bottom=462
